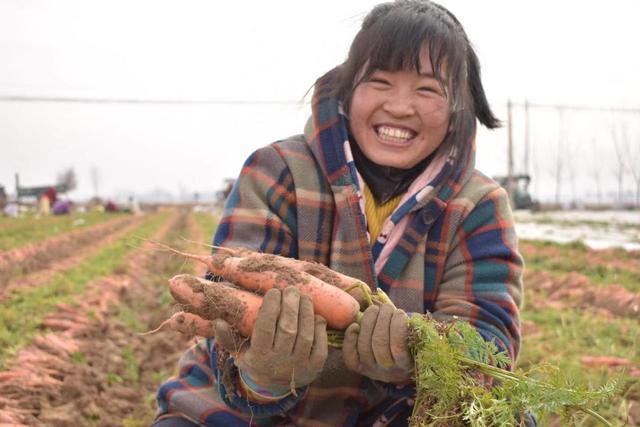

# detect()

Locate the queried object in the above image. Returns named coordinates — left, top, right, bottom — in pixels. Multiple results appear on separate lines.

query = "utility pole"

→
left=524, top=99, right=530, bottom=176
left=507, top=99, right=515, bottom=204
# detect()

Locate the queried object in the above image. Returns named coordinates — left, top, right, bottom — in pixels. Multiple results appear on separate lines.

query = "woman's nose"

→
left=382, top=91, right=415, bottom=117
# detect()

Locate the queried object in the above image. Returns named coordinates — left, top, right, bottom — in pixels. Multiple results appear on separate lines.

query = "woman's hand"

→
left=342, top=304, right=413, bottom=384
left=214, top=286, right=328, bottom=399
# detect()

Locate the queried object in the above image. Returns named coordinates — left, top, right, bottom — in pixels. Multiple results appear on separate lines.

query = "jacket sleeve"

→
left=155, top=145, right=307, bottom=424
left=212, top=144, right=299, bottom=258
left=432, top=185, right=523, bottom=366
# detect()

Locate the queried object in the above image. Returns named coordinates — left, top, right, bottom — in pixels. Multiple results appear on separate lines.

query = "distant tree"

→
left=590, top=141, right=603, bottom=205
left=56, top=168, right=77, bottom=193
left=90, top=166, right=100, bottom=197
left=610, top=123, right=627, bottom=205
left=624, top=128, right=640, bottom=206
left=550, top=110, right=565, bottom=205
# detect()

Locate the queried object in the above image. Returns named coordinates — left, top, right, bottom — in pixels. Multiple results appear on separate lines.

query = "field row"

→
left=0, top=211, right=637, bottom=425
left=518, top=240, right=640, bottom=425
left=0, top=209, right=216, bottom=425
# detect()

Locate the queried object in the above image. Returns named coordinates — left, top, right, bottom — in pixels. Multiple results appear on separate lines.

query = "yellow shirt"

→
left=361, top=182, right=403, bottom=245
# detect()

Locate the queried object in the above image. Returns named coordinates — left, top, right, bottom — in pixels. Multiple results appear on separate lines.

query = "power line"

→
left=2, top=95, right=638, bottom=113
left=0, top=95, right=304, bottom=105
left=509, top=101, right=640, bottom=114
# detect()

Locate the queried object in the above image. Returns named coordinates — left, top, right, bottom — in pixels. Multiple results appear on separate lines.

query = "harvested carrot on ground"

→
left=168, top=274, right=262, bottom=337
left=157, top=245, right=361, bottom=329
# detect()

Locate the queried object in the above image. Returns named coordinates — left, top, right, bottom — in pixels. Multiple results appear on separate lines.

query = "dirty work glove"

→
left=342, top=304, right=413, bottom=384
left=214, top=286, right=328, bottom=401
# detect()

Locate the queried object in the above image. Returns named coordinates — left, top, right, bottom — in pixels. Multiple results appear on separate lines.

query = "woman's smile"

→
left=374, top=125, right=417, bottom=145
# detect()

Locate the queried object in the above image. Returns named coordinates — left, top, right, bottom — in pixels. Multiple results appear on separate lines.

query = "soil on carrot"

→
left=177, top=276, right=249, bottom=328
left=237, top=257, right=307, bottom=288
left=0, top=211, right=205, bottom=426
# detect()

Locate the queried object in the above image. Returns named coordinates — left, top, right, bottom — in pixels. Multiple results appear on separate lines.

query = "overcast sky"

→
left=1, top=0, right=639, bottom=202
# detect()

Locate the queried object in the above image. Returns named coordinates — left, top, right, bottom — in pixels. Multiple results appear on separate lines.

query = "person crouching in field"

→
left=154, top=1, right=531, bottom=425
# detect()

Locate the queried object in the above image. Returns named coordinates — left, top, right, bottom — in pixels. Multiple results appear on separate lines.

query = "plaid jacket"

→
left=156, top=74, right=523, bottom=426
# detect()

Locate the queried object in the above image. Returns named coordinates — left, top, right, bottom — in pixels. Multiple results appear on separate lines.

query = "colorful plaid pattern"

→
left=155, top=70, right=523, bottom=426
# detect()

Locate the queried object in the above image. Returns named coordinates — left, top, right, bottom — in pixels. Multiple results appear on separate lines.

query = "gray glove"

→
left=342, top=304, right=413, bottom=384
left=214, top=286, right=328, bottom=400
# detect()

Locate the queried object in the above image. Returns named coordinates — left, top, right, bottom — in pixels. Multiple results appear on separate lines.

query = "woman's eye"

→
left=418, top=86, right=438, bottom=94
left=368, top=78, right=390, bottom=86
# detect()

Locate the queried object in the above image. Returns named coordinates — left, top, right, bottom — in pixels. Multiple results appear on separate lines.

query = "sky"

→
left=1, top=0, right=639, bottom=202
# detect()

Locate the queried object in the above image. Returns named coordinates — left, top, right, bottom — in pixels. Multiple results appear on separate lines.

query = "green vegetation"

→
left=111, top=212, right=203, bottom=426
left=0, top=211, right=126, bottom=251
left=521, top=239, right=640, bottom=293
left=193, top=210, right=219, bottom=242
left=408, top=316, right=614, bottom=426
left=0, top=213, right=166, bottom=368
left=121, top=345, right=140, bottom=384
left=520, top=299, right=639, bottom=424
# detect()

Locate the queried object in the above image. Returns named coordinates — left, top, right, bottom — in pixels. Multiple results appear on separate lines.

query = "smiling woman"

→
left=154, top=1, right=528, bottom=426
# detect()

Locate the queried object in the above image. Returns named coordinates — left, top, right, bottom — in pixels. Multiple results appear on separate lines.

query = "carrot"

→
left=168, top=274, right=262, bottom=336
left=169, top=251, right=360, bottom=329
left=141, top=311, right=216, bottom=337
left=156, top=244, right=362, bottom=329
left=222, top=249, right=368, bottom=306
left=197, top=245, right=369, bottom=306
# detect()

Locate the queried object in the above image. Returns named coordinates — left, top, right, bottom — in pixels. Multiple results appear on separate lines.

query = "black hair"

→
left=332, top=0, right=500, bottom=133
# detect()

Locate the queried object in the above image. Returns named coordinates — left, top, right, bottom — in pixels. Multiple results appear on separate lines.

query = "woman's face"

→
left=348, top=53, right=451, bottom=169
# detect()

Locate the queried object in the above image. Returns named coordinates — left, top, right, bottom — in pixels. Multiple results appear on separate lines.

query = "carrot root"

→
left=139, top=311, right=216, bottom=337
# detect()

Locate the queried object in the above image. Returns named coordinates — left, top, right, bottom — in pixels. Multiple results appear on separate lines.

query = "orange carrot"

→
left=141, top=311, right=217, bottom=337
left=164, top=248, right=361, bottom=329
left=169, top=274, right=262, bottom=336
left=222, top=250, right=368, bottom=306
left=163, top=242, right=370, bottom=307
left=175, top=253, right=360, bottom=329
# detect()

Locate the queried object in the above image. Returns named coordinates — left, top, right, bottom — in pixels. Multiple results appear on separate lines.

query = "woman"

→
left=155, top=1, right=524, bottom=425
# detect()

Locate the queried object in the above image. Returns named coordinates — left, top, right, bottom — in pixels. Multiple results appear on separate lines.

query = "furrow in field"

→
left=0, top=211, right=180, bottom=425
left=0, top=215, right=137, bottom=288
left=521, top=240, right=640, bottom=293
left=521, top=267, right=640, bottom=425
left=0, top=211, right=216, bottom=426
left=524, top=270, right=640, bottom=319
left=0, top=215, right=145, bottom=300
left=0, top=212, right=127, bottom=251
left=185, top=210, right=211, bottom=277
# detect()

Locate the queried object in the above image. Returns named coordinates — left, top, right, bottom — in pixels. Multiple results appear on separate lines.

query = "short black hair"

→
left=332, top=0, right=500, bottom=133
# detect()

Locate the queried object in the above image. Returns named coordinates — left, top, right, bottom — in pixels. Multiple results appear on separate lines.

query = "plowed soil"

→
left=0, top=210, right=211, bottom=426
left=0, top=216, right=137, bottom=289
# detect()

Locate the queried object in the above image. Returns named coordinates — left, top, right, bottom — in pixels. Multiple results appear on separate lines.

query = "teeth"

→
left=376, top=126, right=415, bottom=142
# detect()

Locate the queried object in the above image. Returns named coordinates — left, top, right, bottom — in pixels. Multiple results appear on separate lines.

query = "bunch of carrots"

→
left=149, top=243, right=614, bottom=426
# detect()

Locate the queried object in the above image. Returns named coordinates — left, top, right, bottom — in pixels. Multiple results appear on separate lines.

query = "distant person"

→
left=44, top=186, right=57, bottom=205
left=52, top=199, right=72, bottom=215
left=104, top=200, right=119, bottom=213
left=38, top=194, right=51, bottom=215
left=0, top=185, right=6, bottom=211
left=129, top=196, right=142, bottom=216
left=155, top=1, right=528, bottom=425
left=3, top=202, right=19, bottom=218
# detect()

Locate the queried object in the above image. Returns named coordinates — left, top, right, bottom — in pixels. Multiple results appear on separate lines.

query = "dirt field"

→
left=0, top=209, right=637, bottom=425
left=0, top=209, right=211, bottom=426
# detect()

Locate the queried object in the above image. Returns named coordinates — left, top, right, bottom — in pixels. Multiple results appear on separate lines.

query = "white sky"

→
left=1, top=0, right=639, bottom=201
